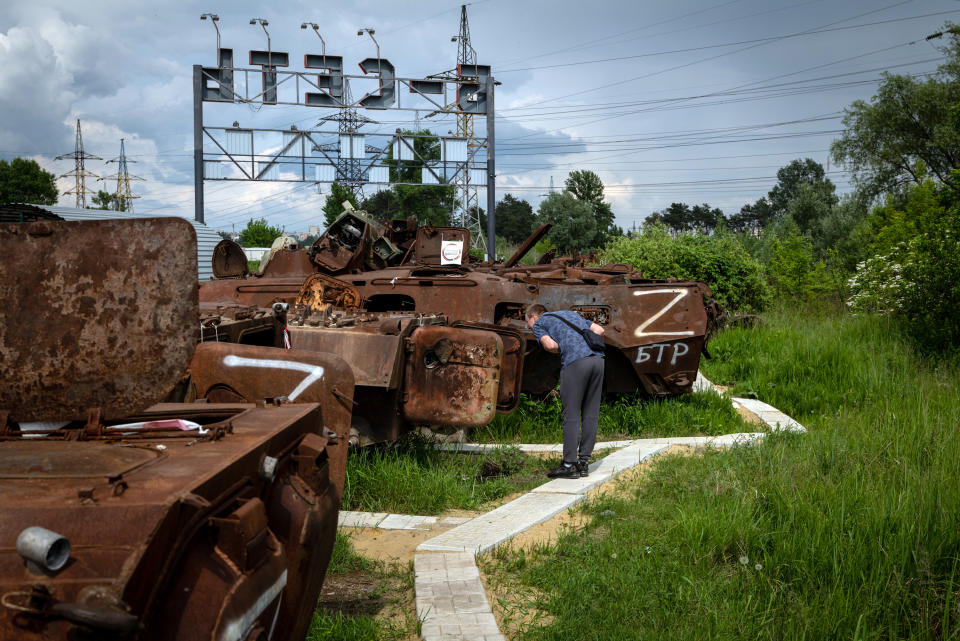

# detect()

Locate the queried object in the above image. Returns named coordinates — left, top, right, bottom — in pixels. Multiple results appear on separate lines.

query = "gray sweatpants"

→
left=559, top=354, right=604, bottom=465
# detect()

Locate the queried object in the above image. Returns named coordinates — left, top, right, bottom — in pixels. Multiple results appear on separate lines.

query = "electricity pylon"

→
left=451, top=5, right=485, bottom=253
left=100, top=139, right=145, bottom=213
left=56, top=119, right=101, bottom=208
left=315, top=79, right=377, bottom=200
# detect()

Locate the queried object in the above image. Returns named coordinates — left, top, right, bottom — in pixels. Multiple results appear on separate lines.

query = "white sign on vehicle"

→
left=440, top=240, right=464, bottom=265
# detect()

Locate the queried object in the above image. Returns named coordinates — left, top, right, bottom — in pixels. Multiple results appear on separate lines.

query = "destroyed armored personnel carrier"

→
left=200, top=214, right=722, bottom=399
left=0, top=218, right=352, bottom=640
left=198, top=271, right=524, bottom=446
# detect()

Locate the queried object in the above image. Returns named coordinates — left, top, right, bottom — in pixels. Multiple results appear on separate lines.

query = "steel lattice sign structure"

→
left=192, top=23, right=497, bottom=256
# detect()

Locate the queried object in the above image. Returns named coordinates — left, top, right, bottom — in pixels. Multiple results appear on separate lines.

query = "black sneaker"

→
left=578, top=461, right=590, bottom=477
left=547, top=463, right=580, bottom=479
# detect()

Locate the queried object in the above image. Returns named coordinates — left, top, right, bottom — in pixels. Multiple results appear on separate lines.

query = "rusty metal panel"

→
left=402, top=326, right=501, bottom=427
left=0, top=402, right=340, bottom=641
left=260, top=247, right=315, bottom=276
left=285, top=327, right=403, bottom=387
left=0, top=219, right=198, bottom=422
left=212, top=238, right=249, bottom=279
left=414, top=226, right=471, bottom=265
left=187, top=342, right=354, bottom=498
left=451, top=321, right=524, bottom=413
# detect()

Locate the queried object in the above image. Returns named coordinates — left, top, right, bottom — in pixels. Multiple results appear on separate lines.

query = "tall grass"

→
left=343, top=434, right=546, bottom=514
left=473, top=390, right=751, bottom=444
left=486, top=311, right=960, bottom=639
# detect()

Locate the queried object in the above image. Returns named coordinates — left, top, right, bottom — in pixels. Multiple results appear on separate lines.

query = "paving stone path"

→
left=338, top=374, right=805, bottom=641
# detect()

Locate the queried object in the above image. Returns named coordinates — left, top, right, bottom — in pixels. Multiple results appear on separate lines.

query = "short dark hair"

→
left=525, top=303, right=547, bottom=320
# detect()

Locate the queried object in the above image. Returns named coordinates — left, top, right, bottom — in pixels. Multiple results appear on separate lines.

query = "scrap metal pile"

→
left=200, top=210, right=724, bottom=409
left=0, top=211, right=723, bottom=639
left=0, top=219, right=351, bottom=640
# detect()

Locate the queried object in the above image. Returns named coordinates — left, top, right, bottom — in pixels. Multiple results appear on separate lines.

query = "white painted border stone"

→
left=347, top=371, right=808, bottom=641
left=337, top=511, right=388, bottom=528
left=418, top=492, right=583, bottom=554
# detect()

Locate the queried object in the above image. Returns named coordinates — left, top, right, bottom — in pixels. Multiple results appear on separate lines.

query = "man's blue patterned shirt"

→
left=532, top=310, right=603, bottom=369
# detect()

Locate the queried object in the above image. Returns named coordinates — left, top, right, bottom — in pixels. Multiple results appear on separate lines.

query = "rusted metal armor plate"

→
left=414, top=226, right=470, bottom=265
left=188, top=342, right=355, bottom=500
left=285, top=328, right=403, bottom=387
left=0, top=403, right=338, bottom=641
left=0, top=219, right=198, bottom=422
left=212, top=238, right=249, bottom=279
left=402, top=326, right=502, bottom=427
left=451, top=321, right=524, bottom=413
left=0, top=441, right=159, bottom=479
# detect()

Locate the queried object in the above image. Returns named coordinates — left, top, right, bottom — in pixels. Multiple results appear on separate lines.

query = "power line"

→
left=507, top=1, right=914, bottom=118
left=495, top=8, right=960, bottom=74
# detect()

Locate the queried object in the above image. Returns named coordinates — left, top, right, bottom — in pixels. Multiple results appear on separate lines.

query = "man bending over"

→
left=525, top=304, right=605, bottom=479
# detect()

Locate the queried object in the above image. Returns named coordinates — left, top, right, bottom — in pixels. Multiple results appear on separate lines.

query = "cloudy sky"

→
left=1, top=0, right=958, bottom=234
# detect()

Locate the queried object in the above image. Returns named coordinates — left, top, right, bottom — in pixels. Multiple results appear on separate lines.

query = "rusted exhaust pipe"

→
left=16, top=526, right=71, bottom=573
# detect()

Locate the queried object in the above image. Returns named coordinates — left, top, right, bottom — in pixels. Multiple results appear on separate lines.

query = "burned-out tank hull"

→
left=199, top=258, right=720, bottom=398
left=196, top=298, right=524, bottom=446
left=0, top=219, right=352, bottom=640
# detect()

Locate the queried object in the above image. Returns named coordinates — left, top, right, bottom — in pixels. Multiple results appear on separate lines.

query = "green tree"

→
left=785, top=182, right=833, bottom=235
left=690, top=203, right=725, bottom=233
left=494, top=194, right=537, bottom=243
left=537, top=191, right=597, bottom=254
left=390, top=129, right=454, bottom=226
left=728, top=197, right=775, bottom=234
left=0, top=157, right=58, bottom=205
left=91, top=189, right=126, bottom=211
left=848, top=174, right=960, bottom=351
left=768, top=158, right=837, bottom=218
left=238, top=217, right=284, bottom=247
left=811, top=194, right=871, bottom=270
left=323, top=183, right=360, bottom=227
left=658, top=202, right=692, bottom=232
left=564, top=170, right=620, bottom=245
left=831, top=26, right=960, bottom=197
left=656, top=202, right=725, bottom=233
left=362, top=189, right=401, bottom=222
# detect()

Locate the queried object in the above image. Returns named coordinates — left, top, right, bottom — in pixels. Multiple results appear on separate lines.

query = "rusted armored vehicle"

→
left=198, top=272, right=524, bottom=446
left=201, top=216, right=722, bottom=398
left=0, top=218, right=352, bottom=640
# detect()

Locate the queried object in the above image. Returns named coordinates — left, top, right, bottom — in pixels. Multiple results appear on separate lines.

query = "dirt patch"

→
left=318, top=557, right=419, bottom=639
left=347, top=521, right=468, bottom=564
left=319, top=571, right=393, bottom=616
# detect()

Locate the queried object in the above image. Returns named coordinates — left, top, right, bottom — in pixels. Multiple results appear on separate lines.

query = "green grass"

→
left=343, top=433, right=550, bottom=514
left=472, top=389, right=753, bottom=444
left=307, top=532, right=418, bottom=641
left=484, top=310, right=960, bottom=640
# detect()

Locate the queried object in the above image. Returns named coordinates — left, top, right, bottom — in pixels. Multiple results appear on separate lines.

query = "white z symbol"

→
left=632, top=288, right=696, bottom=339
left=222, top=355, right=324, bottom=401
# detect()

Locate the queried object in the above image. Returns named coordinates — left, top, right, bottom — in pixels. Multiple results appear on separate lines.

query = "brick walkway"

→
left=339, top=374, right=806, bottom=641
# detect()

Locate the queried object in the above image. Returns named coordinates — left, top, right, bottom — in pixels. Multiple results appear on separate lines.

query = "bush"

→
left=600, top=223, right=772, bottom=312
left=848, top=177, right=960, bottom=353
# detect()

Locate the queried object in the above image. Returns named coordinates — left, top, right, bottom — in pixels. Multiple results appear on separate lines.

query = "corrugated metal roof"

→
left=35, top=206, right=219, bottom=281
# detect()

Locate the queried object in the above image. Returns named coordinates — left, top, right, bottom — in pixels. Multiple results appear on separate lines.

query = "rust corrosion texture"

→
left=0, top=218, right=352, bottom=641
left=0, top=219, right=199, bottom=422
left=199, top=217, right=722, bottom=398
left=197, top=302, right=522, bottom=446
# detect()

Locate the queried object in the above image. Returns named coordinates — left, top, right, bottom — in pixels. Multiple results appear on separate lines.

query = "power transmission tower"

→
left=314, top=78, right=378, bottom=200
left=100, top=139, right=145, bottom=213
left=304, top=24, right=378, bottom=201
left=451, top=5, right=485, bottom=253
left=56, top=119, right=101, bottom=208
